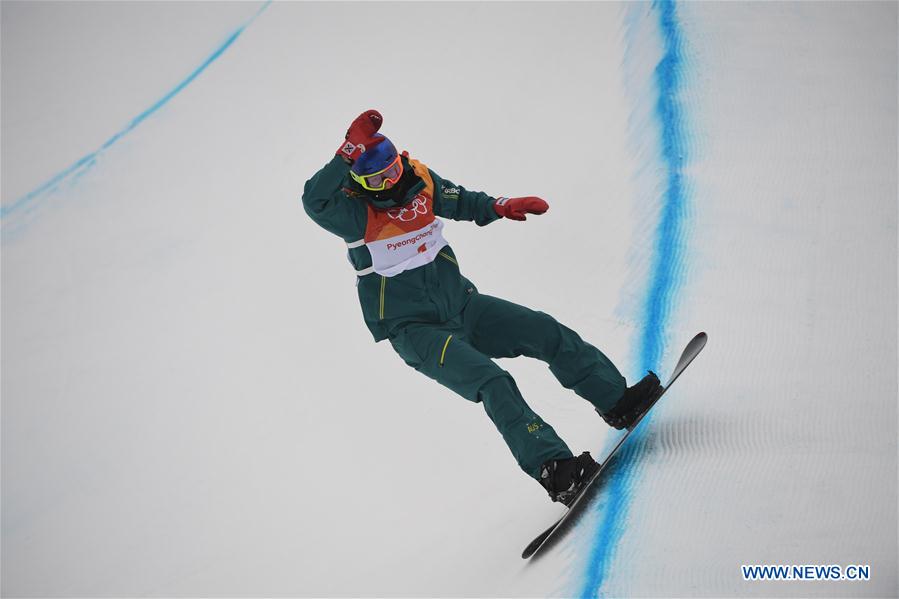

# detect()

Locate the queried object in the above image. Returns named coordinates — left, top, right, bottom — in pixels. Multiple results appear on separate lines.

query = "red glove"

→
left=336, top=109, right=384, bottom=162
left=493, top=196, right=549, bottom=221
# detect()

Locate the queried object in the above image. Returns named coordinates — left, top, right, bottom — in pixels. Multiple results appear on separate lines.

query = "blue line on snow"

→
left=580, top=1, right=689, bottom=596
left=1, top=1, right=271, bottom=222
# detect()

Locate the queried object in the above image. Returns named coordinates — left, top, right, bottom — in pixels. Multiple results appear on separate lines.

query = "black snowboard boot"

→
left=538, top=452, right=600, bottom=506
left=598, top=371, right=663, bottom=430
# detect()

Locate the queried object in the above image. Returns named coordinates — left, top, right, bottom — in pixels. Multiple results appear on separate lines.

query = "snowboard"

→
left=521, top=332, right=708, bottom=560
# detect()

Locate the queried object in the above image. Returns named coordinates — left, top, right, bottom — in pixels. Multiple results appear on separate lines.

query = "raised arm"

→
left=302, top=110, right=387, bottom=240
left=301, top=156, right=366, bottom=240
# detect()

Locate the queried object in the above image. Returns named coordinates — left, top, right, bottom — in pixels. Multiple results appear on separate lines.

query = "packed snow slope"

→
left=2, top=2, right=896, bottom=596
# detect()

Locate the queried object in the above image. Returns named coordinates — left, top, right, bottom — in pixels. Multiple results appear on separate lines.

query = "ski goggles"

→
left=350, top=155, right=404, bottom=191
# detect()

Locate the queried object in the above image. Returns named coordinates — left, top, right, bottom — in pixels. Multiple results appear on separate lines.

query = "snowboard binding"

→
left=598, top=371, right=663, bottom=430
left=538, top=452, right=600, bottom=506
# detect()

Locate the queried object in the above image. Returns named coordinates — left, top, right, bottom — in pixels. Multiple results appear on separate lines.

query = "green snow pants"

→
left=387, top=293, right=626, bottom=480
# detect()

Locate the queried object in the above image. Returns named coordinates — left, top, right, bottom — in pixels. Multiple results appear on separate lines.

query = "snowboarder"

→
left=302, top=110, right=662, bottom=505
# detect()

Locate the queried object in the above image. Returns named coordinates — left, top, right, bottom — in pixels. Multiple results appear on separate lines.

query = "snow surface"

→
left=2, top=1, right=896, bottom=596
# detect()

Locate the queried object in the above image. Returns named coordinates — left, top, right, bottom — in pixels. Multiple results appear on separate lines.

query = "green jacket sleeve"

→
left=429, top=169, right=502, bottom=227
left=302, top=156, right=367, bottom=241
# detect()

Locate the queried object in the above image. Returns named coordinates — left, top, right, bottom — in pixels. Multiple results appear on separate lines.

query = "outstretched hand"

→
left=493, top=196, right=549, bottom=221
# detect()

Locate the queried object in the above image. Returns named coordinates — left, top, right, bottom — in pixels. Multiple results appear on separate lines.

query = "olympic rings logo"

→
left=387, top=196, right=429, bottom=222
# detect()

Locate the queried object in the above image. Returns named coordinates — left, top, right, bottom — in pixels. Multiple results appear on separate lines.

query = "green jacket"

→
left=302, top=154, right=501, bottom=341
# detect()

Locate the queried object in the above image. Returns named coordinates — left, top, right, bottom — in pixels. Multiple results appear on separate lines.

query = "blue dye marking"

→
left=579, top=1, right=689, bottom=596
left=1, top=1, right=271, bottom=224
